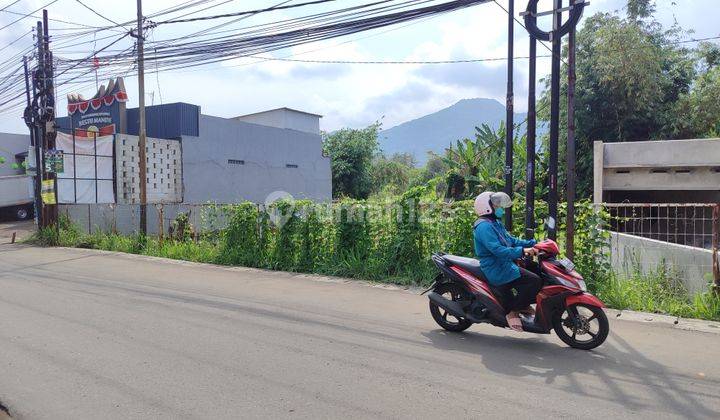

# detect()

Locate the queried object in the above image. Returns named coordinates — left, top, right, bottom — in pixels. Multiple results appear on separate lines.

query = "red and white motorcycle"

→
left=425, top=239, right=608, bottom=350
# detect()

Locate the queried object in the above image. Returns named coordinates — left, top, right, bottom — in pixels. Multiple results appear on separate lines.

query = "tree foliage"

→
left=626, top=0, right=655, bottom=21
left=322, top=123, right=380, bottom=199
left=370, top=152, right=417, bottom=196
left=542, top=6, right=699, bottom=198
left=671, top=43, right=720, bottom=137
left=441, top=122, right=546, bottom=202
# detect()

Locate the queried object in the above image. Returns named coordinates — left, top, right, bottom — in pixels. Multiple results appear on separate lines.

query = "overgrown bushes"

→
left=29, top=198, right=720, bottom=321
left=596, top=266, right=720, bottom=321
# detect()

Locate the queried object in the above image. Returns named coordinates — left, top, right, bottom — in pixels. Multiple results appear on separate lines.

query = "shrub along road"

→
left=0, top=244, right=718, bottom=419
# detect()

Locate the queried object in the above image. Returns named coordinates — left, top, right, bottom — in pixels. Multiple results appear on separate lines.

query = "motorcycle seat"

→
left=441, top=255, right=488, bottom=282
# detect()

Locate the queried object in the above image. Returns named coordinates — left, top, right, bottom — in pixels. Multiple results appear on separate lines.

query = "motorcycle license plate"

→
left=557, top=258, right=575, bottom=272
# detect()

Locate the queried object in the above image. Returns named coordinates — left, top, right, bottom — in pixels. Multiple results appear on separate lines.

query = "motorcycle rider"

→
left=473, top=191, right=541, bottom=332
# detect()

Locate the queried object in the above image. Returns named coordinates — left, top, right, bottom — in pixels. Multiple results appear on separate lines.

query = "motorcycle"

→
left=424, top=239, right=609, bottom=350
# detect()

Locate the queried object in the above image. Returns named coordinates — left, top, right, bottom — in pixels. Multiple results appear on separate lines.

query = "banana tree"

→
left=441, top=122, right=547, bottom=200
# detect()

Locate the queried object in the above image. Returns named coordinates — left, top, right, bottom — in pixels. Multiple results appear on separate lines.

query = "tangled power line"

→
left=0, top=0, right=495, bottom=115
left=0, top=0, right=718, bottom=118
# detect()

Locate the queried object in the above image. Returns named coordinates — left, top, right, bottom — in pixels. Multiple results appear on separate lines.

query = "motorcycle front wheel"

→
left=552, top=303, right=609, bottom=350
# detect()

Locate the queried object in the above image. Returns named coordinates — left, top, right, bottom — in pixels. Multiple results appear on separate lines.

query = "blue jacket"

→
left=473, top=217, right=536, bottom=286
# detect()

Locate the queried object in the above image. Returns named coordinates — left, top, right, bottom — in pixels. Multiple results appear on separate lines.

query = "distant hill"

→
left=378, top=98, right=527, bottom=165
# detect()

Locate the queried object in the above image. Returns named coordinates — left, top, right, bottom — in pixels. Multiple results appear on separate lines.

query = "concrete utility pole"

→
left=503, top=0, right=514, bottom=229
left=524, top=1, right=537, bottom=240
left=34, top=15, right=57, bottom=229
left=566, top=0, right=577, bottom=258
left=547, top=0, right=562, bottom=241
left=35, top=21, right=45, bottom=225
left=136, top=0, right=148, bottom=235
left=43, top=10, right=58, bottom=229
left=23, top=56, right=43, bottom=227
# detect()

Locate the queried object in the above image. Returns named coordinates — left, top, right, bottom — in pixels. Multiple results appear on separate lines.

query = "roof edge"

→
left=235, top=107, right=323, bottom=119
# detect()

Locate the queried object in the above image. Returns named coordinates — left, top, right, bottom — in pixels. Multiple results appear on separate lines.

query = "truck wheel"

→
left=15, top=206, right=30, bottom=220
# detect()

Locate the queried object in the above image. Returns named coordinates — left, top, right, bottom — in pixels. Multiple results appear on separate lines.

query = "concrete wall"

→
left=594, top=139, right=720, bottom=202
left=0, top=132, right=30, bottom=177
left=59, top=203, right=230, bottom=236
left=181, top=114, right=331, bottom=204
left=603, top=138, right=720, bottom=168
left=603, top=167, right=720, bottom=192
left=233, top=108, right=321, bottom=135
left=609, top=232, right=716, bottom=294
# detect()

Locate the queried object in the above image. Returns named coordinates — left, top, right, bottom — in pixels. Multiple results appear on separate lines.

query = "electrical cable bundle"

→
left=55, top=0, right=492, bottom=78
left=0, top=0, right=491, bottom=117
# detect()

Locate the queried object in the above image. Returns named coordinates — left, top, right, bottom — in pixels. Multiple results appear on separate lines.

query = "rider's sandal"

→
left=519, top=306, right=536, bottom=316
left=506, top=314, right=523, bottom=332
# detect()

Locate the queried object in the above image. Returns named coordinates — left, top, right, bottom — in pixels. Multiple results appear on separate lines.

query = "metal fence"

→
left=605, top=203, right=718, bottom=250
left=603, top=203, right=719, bottom=293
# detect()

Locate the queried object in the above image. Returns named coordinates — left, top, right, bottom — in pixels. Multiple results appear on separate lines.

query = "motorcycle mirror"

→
left=545, top=217, right=556, bottom=230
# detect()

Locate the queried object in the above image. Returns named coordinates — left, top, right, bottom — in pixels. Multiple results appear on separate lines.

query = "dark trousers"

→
left=496, top=268, right=542, bottom=313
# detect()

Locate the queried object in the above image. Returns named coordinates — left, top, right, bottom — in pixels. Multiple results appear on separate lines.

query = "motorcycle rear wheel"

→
left=429, top=282, right=472, bottom=332
left=552, top=303, right=609, bottom=350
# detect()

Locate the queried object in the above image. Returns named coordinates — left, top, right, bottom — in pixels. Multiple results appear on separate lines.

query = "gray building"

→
left=182, top=108, right=331, bottom=204
left=54, top=102, right=332, bottom=204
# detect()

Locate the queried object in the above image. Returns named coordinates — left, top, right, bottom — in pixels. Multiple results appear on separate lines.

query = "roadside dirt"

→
left=0, top=219, right=35, bottom=244
left=0, top=400, right=12, bottom=419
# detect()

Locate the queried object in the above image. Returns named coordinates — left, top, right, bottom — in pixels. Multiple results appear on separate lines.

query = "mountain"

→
left=378, top=98, right=526, bottom=165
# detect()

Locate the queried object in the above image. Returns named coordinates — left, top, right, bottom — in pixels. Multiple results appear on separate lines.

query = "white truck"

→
left=0, top=174, right=34, bottom=220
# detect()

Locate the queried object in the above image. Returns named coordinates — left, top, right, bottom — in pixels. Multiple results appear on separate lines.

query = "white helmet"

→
left=474, top=191, right=512, bottom=216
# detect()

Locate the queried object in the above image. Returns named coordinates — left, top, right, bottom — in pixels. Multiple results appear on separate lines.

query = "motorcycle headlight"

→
left=577, top=279, right=588, bottom=292
left=556, top=276, right=587, bottom=291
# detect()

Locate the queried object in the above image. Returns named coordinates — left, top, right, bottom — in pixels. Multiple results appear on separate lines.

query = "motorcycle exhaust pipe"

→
left=427, top=292, right=467, bottom=319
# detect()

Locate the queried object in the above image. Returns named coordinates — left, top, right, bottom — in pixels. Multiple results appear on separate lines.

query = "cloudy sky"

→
left=0, top=0, right=716, bottom=135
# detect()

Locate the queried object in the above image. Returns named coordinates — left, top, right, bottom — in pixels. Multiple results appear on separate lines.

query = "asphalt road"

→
left=0, top=245, right=719, bottom=419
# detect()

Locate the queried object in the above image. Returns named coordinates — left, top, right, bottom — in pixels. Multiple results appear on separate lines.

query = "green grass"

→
left=593, top=268, right=720, bottom=321
left=24, top=210, right=720, bottom=322
left=144, top=238, right=220, bottom=263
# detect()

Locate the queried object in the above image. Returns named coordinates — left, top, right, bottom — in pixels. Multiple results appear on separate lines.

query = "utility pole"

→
left=566, top=0, right=577, bottom=258
left=23, top=56, right=42, bottom=227
left=34, top=18, right=58, bottom=228
left=524, top=1, right=537, bottom=240
left=42, top=10, right=58, bottom=230
left=547, top=0, right=562, bottom=241
left=503, top=0, right=514, bottom=228
left=35, top=21, right=45, bottom=227
left=136, top=0, right=148, bottom=236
